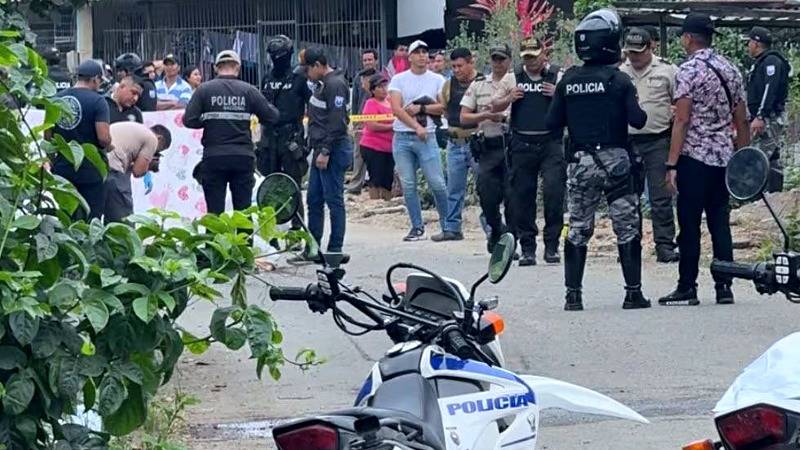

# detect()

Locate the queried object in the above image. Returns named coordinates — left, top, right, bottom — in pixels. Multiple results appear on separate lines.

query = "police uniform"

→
left=135, top=76, right=158, bottom=112
left=504, top=43, right=565, bottom=264
left=545, top=9, right=650, bottom=311
left=746, top=27, right=790, bottom=192
left=460, top=58, right=516, bottom=250
left=50, top=65, right=72, bottom=93
left=620, top=27, right=679, bottom=262
left=106, top=96, right=143, bottom=124
left=183, top=50, right=279, bottom=214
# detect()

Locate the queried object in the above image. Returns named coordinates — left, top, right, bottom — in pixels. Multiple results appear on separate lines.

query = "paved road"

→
left=176, top=222, right=800, bottom=449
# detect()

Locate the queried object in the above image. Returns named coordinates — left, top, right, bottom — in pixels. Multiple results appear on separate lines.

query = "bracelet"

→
left=665, top=163, right=677, bottom=171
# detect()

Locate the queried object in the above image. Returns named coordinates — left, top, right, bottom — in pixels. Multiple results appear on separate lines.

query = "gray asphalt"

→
left=178, top=222, right=800, bottom=449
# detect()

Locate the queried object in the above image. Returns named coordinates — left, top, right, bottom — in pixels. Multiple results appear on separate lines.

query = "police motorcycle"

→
left=683, top=147, right=800, bottom=450
left=256, top=173, right=648, bottom=450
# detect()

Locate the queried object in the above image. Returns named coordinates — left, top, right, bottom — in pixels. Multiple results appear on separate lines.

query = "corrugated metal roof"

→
left=617, top=0, right=800, bottom=27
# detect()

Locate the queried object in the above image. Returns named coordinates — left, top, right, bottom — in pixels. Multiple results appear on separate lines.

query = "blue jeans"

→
left=393, top=132, right=448, bottom=231
left=307, top=139, right=353, bottom=252
left=444, top=140, right=476, bottom=233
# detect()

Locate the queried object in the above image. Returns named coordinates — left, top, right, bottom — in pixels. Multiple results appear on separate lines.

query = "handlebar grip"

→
left=710, top=260, right=759, bottom=280
left=446, top=329, right=472, bottom=359
left=269, top=286, right=309, bottom=301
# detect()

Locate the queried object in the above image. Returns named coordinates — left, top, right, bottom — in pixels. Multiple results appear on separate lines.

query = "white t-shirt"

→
left=388, top=69, right=446, bottom=132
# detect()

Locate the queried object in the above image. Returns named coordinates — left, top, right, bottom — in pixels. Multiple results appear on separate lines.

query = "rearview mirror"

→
left=256, top=173, right=301, bottom=225
left=488, top=233, right=516, bottom=284
left=726, top=146, right=769, bottom=202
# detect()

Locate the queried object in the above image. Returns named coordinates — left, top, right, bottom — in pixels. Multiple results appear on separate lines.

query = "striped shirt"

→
left=155, top=77, right=193, bottom=105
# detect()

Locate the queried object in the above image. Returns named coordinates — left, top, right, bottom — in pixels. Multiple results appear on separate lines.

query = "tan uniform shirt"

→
left=620, top=56, right=678, bottom=135
left=460, top=72, right=515, bottom=138
left=108, top=121, right=158, bottom=174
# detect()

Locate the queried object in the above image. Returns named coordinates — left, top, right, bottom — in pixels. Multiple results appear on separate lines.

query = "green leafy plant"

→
left=0, top=3, right=316, bottom=448
left=109, top=390, right=199, bottom=450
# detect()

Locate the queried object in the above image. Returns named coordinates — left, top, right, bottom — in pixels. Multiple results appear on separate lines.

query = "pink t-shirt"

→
left=359, top=98, right=394, bottom=153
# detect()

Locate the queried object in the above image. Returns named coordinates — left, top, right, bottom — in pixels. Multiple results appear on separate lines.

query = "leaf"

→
left=114, top=361, right=144, bottom=385
left=83, top=378, right=96, bottom=411
left=56, top=357, right=86, bottom=399
left=244, top=306, right=275, bottom=359
left=0, top=381, right=4, bottom=399
left=82, top=295, right=110, bottom=332
left=155, top=291, right=175, bottom=312
left=199, top=215, right=228, bottom=234
left=82, top=144, right=108, bottom=178
left=231, top=271, right=247, bottom=309
left=132, top=296, right=158, bottom=323
left=97, top=374, right=127, bottom=416
left=77, top=354, right=107, bottom=377
left=102, top=383, right=146, bottom=436
left=113, top=283, right=150, bottom=297
left=0, top=346, right=27, bottom=370
left=272, top=329, right=283, bottom=345
left=269, top=366, right=281, bottom=381
left=34, top=233, right=58, bottom=262
left=31, top=322, right=61, bottom=359
left=223, top=328, right=247, bottom=351
left=14, top=415, right=37, bottom=446
left=88, top=219, right=105, bottom=245
left=11, top=215, right=40, bottom=230
left=63, top=141, right=85, bottom=171
left=81, top=339, right=96, bottom=356
left=9, top=311, right=39, bottom=346
left=99, top=268, right=123, bottom=288
left=181, top=331, right=210, bottom=355
left=160, top=327, right=183, bottom=384
left=2, top=374, right=34, bottom=415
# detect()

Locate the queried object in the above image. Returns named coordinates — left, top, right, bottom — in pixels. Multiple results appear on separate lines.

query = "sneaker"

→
left=564, top=290, right=583, bottom=311
left=519, top=251, right=536, bottom=267
left=403, top=228, right=426, bottom=242
left=623, top=289, right=652, bottom=309
left=656, top=246, right=680, bottom=263
left=658, top=286, right=699, bottom=306
left=431, top=231, right=463, bottom=242
left=715, top=283, right=735, bottom=305
left=544, top=248, right=560, bottom=264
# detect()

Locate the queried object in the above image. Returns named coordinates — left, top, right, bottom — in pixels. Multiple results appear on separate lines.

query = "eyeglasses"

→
left=397, top=46, right=408, bottom=52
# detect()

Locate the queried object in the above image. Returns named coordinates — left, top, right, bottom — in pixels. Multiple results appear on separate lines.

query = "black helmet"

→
left=266, top=35, right=293, bottom=60
left=114, top=52, right=143, bottom=74
left=39, top=46, right=61, bottom=65
left=574, top=9, right=622, bottom=65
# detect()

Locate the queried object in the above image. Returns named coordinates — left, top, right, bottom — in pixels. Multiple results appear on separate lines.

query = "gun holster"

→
left=469, top=131, right=486, bottom=162
left=625, top=143, right=645, bottom=196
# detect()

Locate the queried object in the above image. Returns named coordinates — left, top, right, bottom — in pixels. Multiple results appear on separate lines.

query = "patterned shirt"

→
left=155, top=77, right=193, bottom=105
left=675, top=48, right=745, bottom=167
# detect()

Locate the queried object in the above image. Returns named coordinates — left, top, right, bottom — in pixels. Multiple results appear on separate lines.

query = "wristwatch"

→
left=665, top=163, right=677, bottom=171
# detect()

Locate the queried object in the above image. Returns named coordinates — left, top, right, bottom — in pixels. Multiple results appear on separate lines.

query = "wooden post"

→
left=76, top=4, right=93, bottom=61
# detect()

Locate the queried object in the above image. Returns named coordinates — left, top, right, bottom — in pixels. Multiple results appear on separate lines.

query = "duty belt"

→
left=629, top=129, right=671, bottom=144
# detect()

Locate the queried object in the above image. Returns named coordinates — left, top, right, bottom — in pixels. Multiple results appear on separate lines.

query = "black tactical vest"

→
left=511, top=66, right=560, bottom=133
left=562, top=66, right=618, bottom=146
left=261, top=70, right=306, bottom=127
left=447, top=74, right=483, bottom=129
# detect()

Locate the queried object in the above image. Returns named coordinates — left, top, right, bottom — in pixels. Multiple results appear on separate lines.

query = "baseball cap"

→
left=490, top=43, right=512, bottom=59
left=643, top=25, right=660, bottom=42
left=408, top=40, right=429, bottom=54
left=368, top=73, right=389, bottom=91
left=520, top=38, right=544, bottom=58
left=163, top=54, right=180, bottom=65
left=624, top=28, right=652, bottom=53
left=682, top=12, right=716, bottom=36
left=215, top=50, right=241, bottom=66
left=746, top=26, right=772, bottom=45
left=76, top=60, right=103, bottom=78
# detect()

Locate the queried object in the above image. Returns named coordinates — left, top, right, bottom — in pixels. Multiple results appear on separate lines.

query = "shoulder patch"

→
left=334, top=95, right=345, bottom=108
left=767, top=65, right=776, bottom=76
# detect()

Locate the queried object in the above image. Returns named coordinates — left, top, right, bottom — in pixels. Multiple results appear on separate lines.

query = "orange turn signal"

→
left=483, top=311, right=505, bottom=336
left=682, top=439, right=715, bottom=450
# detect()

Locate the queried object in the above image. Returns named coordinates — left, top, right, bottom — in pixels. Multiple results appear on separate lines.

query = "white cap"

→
left=408, top=40, right=429, bottom=54
left=215, top=50, right=241, bottom=66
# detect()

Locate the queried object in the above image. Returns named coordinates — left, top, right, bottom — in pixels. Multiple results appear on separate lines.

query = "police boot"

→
left=564, top=241, right=586, bottom=311
left=619, top=239, right=651, bottom=310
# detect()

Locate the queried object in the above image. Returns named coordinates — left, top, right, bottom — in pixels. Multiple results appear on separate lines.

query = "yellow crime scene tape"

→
left=349, top=113, right=395, bottom=123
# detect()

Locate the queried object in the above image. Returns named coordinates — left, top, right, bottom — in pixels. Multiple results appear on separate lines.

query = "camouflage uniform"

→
left=567, top=147, right=640, bottom=247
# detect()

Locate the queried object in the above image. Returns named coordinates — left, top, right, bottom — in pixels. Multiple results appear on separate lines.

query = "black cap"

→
left=747, top=26, right=772, bottom=45
left=490, top=43, right=512, bottom=59
left=642, top=25, right=660, bottom=42
left=682, top=12, right=715, bottom=36
left=624, top=27, right=652, bottom=52
left=76, top=60, right=103, bottom=78
left=368, top=73, right=389, bottom=91
left=163, top=54, right=180, bottom=65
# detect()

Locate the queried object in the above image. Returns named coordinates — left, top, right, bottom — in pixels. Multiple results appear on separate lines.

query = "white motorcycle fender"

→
left=520, top=375, right=649, bottom=424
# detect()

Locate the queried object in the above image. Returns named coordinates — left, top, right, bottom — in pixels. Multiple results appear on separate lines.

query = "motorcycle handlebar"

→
left=710, top=260, right=760, bottom=281
left=269, top=285, right=310, bottom=301
left=446, top=328, right=472, bottom=359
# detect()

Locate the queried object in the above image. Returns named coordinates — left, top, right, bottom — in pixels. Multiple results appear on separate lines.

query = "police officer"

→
left=258, top=35, right=312, bottom=229
left=114, top=53, right=158, bottom=112
left=746, top=26, right=790, bottom=192
left=621, top=28, right=680, bottom=263
left=460, top=43, right=516, bottom=253
left=494, top=38, right=565, bottom=266
left=41, top=47, right=71, bottom=93
left=545, top=9, right=650, bottom=311
left=183, top=50, right=279, bottom=214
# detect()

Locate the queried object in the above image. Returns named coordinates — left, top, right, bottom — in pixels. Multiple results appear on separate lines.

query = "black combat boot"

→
left=544, top=242, right=560, bottom=264
left=619, top=239, right=651, bottom=309
left=519, top=245, right=536, bottom=267
left=715, top=282, right=734, bottom=305
left=564, top=241, right=587, bottom=311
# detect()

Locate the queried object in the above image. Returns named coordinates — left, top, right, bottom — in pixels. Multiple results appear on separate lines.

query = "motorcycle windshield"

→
left=715, top=332, right=800, bottom=414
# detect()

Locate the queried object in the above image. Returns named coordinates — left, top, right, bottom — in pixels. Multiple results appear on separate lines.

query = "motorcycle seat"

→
left=328, top=406, right=446, bottom=450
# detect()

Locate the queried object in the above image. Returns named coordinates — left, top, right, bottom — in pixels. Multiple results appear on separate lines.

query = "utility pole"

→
left=75, top=3, right=93, bottom=61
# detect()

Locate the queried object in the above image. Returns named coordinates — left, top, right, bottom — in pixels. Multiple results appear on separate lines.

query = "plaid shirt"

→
left=675, top=48, right=745, bottom=167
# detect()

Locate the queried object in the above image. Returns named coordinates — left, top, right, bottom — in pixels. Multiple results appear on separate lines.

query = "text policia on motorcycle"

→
left=39, top=5, right=800, bottom=449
